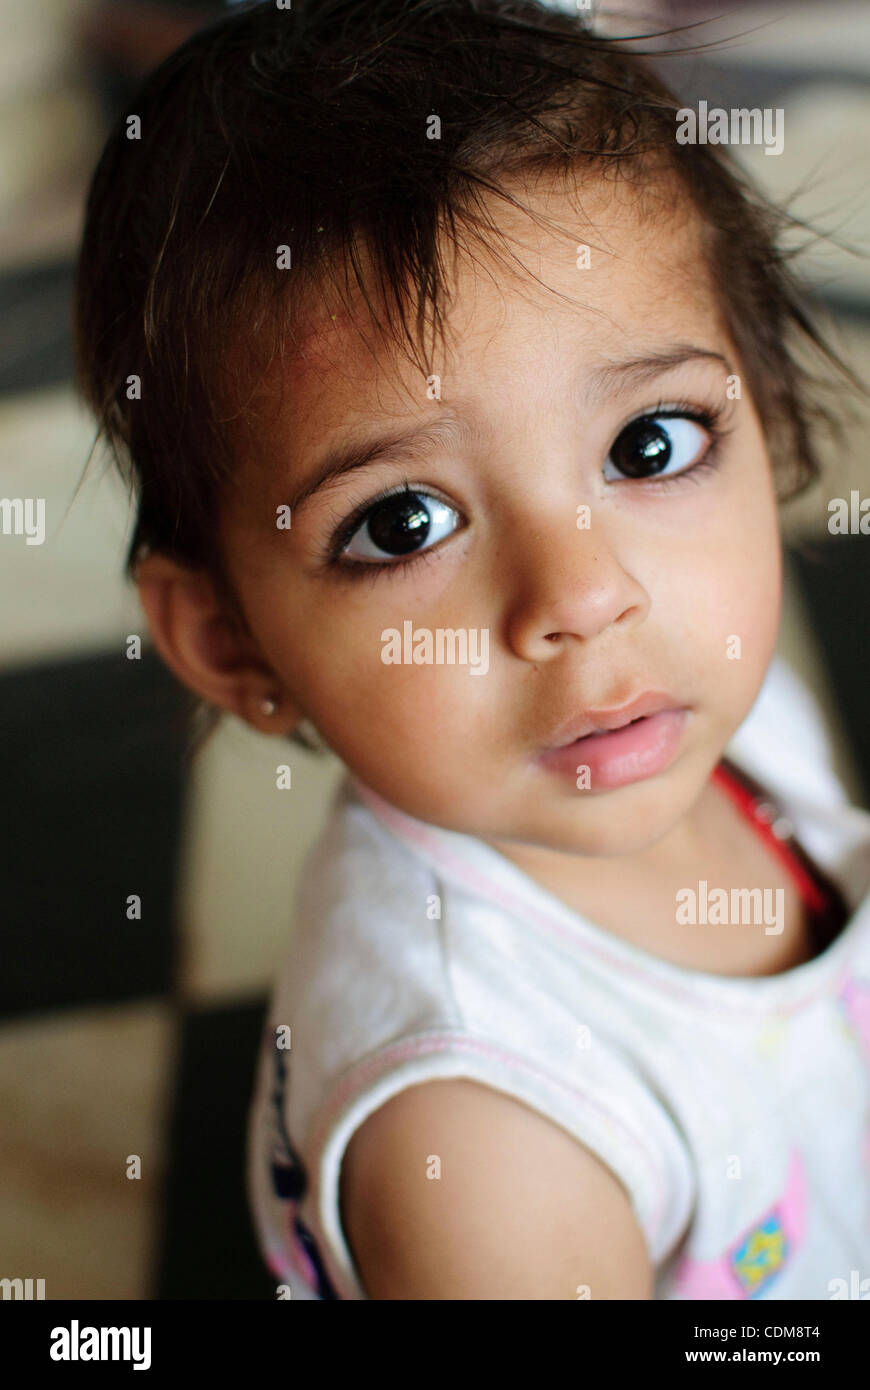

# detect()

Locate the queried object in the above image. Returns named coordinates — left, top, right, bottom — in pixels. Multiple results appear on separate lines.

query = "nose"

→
left=504, top=518, right=650, bottom=664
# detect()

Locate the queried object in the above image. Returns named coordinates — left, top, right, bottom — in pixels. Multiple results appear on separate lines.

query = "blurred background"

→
left=0, top=0, right=868, bottom=1299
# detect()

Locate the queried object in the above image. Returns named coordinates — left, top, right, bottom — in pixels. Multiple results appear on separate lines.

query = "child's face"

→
left=219, top=172, right=783, bottom=858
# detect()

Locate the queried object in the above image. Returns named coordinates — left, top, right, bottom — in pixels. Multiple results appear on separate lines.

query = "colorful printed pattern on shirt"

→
left=728, top=1214, right=788, bottom=1296
left=268, top=1044, right=339, bottom=1300
left=673, top=1148, right=806, bottom=1299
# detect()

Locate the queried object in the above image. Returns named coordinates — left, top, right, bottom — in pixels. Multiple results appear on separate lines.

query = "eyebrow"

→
left=286, top=346, right=732, bottom=513
left=286, top=412, right=472, bottom=513
left=583, top=346, right=733, bottom=406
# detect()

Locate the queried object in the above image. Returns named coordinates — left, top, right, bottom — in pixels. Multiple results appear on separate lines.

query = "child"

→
left=73, top=0, right=870, bottom=1299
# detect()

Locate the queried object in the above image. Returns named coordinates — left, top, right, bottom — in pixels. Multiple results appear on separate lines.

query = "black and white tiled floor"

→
left=0, top=641, right=344, bottom=1299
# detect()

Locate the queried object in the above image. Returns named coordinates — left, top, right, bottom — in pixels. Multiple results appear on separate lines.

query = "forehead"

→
left=245, top=170, right=725, bottom=472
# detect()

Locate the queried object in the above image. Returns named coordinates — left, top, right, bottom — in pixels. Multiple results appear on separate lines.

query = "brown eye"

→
left=604, top=416, right=709, bottom=482
left=342, top=491, right=459, bottom=562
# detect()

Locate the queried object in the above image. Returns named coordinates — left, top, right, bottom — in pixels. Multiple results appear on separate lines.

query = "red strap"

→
left=710, top=762, right=829, bottom=918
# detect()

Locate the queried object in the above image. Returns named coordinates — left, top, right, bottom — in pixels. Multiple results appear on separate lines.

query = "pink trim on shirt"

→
left=264, top=1237, right=292, bottom=1282
left=291, top=1228, right=322, bottom=1291
left=350, top=777, right=860, bottom=1018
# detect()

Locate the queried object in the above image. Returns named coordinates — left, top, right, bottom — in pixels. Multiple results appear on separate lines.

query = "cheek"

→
left=273, top=616, right=485, bottom=767
left=305, top=659, right=498, bottom=822
left=622, top=443, right=780, bottom=694
left=719, top=457, right=783, bottom=655
left=665, top=459, right=782, bottom=700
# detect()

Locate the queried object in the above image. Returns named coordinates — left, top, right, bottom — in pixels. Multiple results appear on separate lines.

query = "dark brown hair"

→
left=72, top=0, right=859, bottom=746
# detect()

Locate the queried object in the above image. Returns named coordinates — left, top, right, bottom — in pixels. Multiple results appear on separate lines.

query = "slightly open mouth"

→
left=539, top=707, right=688, bottom=789
left=584, top=714, right=647, bottom=739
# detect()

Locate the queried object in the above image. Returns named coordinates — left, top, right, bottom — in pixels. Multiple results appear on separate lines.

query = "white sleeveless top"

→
left=246, top=655, right=870, bottom=1300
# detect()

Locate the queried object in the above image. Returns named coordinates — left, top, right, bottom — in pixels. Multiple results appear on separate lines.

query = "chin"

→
left=502, top=810, right=664, bottom=860
left=542, top=784, right=693, bottom=858
left=565, top=825, right=670, bottom=859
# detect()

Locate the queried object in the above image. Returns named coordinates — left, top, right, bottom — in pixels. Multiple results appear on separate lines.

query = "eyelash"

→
left=624, top=399, right=732, bottom=492
left=324, top=398, right=733, bottom=579
left=323, top=477, right=442, bottom=578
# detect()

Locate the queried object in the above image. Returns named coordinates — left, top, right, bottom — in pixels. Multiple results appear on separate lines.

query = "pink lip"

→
left=539, top=694, right=690, bottom=791
left=546, top=691, right=685, bottom=747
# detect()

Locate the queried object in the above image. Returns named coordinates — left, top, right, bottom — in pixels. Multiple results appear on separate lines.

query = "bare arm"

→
left=339, top=1077, right=653, bottom=1300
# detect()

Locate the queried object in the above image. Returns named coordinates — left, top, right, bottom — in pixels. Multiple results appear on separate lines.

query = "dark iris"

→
left=366, top=493, right=431, bottom=555
left=610, top=418, right=672, bottom=478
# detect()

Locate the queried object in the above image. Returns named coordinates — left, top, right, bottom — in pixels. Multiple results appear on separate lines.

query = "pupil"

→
left=367, top=493, right=430, bottom=554
left=612, top=420, right=671, bottom=477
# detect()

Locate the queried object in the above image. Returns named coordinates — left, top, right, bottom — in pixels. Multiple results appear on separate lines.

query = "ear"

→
left=134, top=551, right=302, bottom=736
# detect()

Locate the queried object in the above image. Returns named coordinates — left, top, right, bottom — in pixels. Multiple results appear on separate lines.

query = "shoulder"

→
left=285, top=775, right=449, bottom=1020
left=339, top=1077, right=653, bottom=1300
